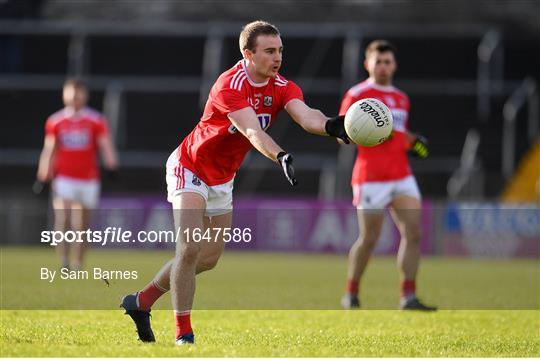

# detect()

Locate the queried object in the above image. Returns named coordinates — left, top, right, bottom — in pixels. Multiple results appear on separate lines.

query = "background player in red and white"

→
left=120, top=20, right=350, bottom=345
left=36, top=78, right=118, bottom=270
left=339, top=40, right=436, bottom=311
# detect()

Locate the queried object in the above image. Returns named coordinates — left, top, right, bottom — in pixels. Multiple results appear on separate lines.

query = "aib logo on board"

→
left=228, top=113, right=271, bottom=134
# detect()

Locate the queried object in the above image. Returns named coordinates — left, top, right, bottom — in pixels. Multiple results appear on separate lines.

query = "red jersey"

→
left=339, top=79, right=411, bottom=184
left=177, top=60, right=304, bottom=186
left=45, top=107, right=109, bottom=180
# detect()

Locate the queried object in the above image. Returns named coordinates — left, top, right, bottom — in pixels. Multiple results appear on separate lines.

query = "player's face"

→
left=63, top=85, right=88, bottom=110
left=246, top=35, right=283, bottom=81
left=365, top=51, right=396, bottom=85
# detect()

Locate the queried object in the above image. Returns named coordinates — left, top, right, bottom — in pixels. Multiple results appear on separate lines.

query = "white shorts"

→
left=352, top=175, right=421, bottom=210
left=166, top=151, right=233, bottom=217
left=52, top=175, right=100, bottom=208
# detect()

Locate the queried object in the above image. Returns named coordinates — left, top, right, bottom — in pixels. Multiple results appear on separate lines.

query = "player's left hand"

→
left=326, top=115, right=350, bottom=144
left=32, top=180, right=48, bottom=195
left=410, top=135, right=429, bottom=159
left=277, top=152, right=298, bottom=186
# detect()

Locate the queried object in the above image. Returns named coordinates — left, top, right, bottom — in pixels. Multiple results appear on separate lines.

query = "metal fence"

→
left=0, top=20, right=531, bottom=198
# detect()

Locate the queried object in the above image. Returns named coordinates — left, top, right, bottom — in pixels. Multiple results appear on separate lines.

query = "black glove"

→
left=104, top=169, right=119, bottom=181
left=410, top=135, right=429, bottom=159
left=325, top=115, right=350, bottom=144
left=32, top=180, right=48, bottom=195
left=277, top=152, right=298, bottom=186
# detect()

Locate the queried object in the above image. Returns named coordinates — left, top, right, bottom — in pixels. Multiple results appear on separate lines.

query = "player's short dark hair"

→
left=239, top=20, right=280, bottom=54
left=63, top=77, right=88, bottom=90
left=365, top=39, right=397, bottom=58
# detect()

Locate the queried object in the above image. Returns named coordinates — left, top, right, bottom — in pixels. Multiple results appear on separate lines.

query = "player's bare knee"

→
left=362, top=240, right=377, bottom=251
left=403, top=227, right=421, bottom=246
left=197, top=255, right=219, bottom=273
left=182, top=245, right=201, bottom=261
left=401, top=231, right=422, bottom=246
left=358, top=234, right=379, bottom=250
left=177, top=242, right=201, bottom=265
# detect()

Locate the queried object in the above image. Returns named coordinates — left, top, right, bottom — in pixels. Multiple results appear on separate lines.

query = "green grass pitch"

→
left=1, top=247, right=538, bottom=357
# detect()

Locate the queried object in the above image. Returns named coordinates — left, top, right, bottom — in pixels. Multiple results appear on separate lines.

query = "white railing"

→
left=447, top=129, right=483, bottom=199
left=477, top=29, right=504, bottom=122
left=502, top=77, right=539, bottom=179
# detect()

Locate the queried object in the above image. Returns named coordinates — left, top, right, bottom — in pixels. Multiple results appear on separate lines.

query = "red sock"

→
left=401, top=279, right=416, bottom=298
left=175, top=311, right=193, bottom=338
left=346, top=279, right=359, bottom=295
left=137, top=281, right=167, bottom=311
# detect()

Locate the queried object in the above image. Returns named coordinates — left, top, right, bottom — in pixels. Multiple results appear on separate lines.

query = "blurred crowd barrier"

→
left=2, top=195, right=538, bottom=258
left=2, top=19, right=538, bottom=198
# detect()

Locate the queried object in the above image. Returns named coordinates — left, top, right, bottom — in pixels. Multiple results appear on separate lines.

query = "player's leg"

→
left=52, top=176, right=86, bottom=269
left=389, top=176, right=436, bottom=310
left=390, top=195, right=421, bottom=290
left=196, top=213, right=230, bottom=272
left=129, top=150, right=183, bottom=303
left=128, top=213, right=229, bottom=319
left=68, top=201, right=91, bottom=270
left=68, top=179, right=99, bottom=270
left=140, top=259, right=173, bottom=305
left=172, top=175, right=233, bottom=345
left=343, top=182, right=392, bottom=309
left=195, top=178, right=232, bottom=273
left=120, top=192, right=207, bottom=344
left=121, top=154, right=226, bottom=343
left=342, top=209, right=385, bottom=308
left=128, top=213, right=229, bottom=314
left=51, top=196, right=71, bottom=269
left=171, top=192, right=206, bottom=344
left=146, top=214, right=229, bottom=288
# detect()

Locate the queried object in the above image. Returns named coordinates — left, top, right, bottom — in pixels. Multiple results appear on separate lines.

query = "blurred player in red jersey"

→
left=339, top=40, right=436, bottom=311
left=120, top=20, right=350, bottom=345
left=36, top=78, right=118, bottom=270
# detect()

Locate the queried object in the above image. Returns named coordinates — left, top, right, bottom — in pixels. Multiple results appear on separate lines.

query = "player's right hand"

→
left=104, top=169, right=119, bottom=181
left=277, top=152, right=298, bottom=186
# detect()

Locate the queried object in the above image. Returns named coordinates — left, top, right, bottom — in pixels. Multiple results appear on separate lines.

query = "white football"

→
left=344, top=98, right=393, bottom=146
